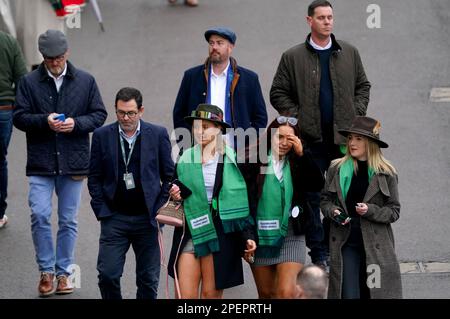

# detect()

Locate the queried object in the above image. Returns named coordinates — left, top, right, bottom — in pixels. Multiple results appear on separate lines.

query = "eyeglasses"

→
left=43, top=54, right=66, bottom=62
left=276, top=116, right=298, bottom=126
left=116, top=110, right=138, bottom=118
left=191, top=110, right=223, bottom=122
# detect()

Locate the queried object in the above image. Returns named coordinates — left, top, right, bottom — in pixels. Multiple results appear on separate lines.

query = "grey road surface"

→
left=1, top=0, right=449, bottom=299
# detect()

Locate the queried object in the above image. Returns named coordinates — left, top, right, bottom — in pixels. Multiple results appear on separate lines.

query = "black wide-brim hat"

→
left=338, top=116, right=389, bottom=148
left=184, top=104, right=231, bottom=132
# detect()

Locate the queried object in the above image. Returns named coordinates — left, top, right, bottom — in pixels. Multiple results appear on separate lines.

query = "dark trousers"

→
left=97, top=213, right=160, bottom=299
left=0, top=110, right=13, bottom=219
left=305, top=141, right=342, bottom=263
left=341, top=244, right=370, bottom=299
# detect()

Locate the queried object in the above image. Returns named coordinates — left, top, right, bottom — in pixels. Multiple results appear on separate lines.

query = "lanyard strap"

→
left=119, top=136, right=136, bottom=173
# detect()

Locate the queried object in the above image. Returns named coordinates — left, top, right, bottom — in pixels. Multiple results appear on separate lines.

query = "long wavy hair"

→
left=332, top=136, right=397, bottom=175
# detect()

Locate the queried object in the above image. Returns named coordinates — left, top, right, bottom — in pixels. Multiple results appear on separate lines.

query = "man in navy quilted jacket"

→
left=13, top=29, right=107, bottom=297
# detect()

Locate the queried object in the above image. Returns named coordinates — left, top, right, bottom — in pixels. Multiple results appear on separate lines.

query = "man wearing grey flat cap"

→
left=172, top=26, right=267, bottom=154
left=13, top=29, right=107, bottom=297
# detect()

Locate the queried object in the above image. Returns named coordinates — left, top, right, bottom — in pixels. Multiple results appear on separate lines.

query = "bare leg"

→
left=274, top=262, right=303, bottom=299
left=251, top=265, right=277, bottom=299
left=177, top=252, right=201, bottom=298
left=199, top=254, right=223, bottom=299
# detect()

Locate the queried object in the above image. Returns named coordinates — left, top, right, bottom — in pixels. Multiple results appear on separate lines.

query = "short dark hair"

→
left=308, top=0, right=333, bottom=17
left=115, top=87, right=143, bottom=109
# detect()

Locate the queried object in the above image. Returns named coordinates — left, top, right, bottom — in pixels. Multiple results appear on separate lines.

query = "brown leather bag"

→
left=155, top=199, right=184, bottom=227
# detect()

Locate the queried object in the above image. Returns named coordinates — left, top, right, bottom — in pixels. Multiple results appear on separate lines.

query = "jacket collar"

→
left=38, top=60, right=77, bottom=82
left=330, top=167, right=392, bottom=211
left=305, top=33, right=342, bottom=53
left=203, top=56, right=239, bottom=80
left=111, top=120, right=153, bottom=181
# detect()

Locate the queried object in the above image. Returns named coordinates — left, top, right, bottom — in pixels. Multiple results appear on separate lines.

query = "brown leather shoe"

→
left=38, top=272, right=56, bottom=297
left=56, top=275, right=74, bottom=295
left=184, top=0, right=198, bottom=6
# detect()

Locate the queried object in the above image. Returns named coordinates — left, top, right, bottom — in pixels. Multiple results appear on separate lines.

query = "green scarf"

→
left=255, top=153, right=293, bottom=258
left=339, top=159, right=375, bottom=201
left=177, top=144, right=252, bottom=257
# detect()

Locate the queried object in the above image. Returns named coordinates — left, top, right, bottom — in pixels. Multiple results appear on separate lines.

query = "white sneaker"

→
left=0, top=215, right=8, bottom=228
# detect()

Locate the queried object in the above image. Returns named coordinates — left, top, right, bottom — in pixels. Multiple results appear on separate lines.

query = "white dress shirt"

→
left=209, top=60, right=234, bottom=147
left=272, top=154, right=285, bottom=182
left=47, top=63, right=67, bottom=92
left=118, top=121, right=141, bottom=148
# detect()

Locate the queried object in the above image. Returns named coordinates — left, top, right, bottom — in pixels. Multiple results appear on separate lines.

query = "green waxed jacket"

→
left=0, top=31, right=27, bottom=104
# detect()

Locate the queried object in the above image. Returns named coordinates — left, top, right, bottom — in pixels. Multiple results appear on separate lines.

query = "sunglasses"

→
left=276, top=116, right=298, bottom=126
left=191, top=110, right=223, bottom=122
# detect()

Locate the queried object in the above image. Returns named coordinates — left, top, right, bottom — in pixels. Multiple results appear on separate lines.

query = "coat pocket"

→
left=68, top=148, right=89, bottom=170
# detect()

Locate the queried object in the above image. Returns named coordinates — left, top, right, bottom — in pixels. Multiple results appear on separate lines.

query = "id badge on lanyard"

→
left=123, top=173, right=135, bottom=190
left=120, top=136, right=136, bottom=190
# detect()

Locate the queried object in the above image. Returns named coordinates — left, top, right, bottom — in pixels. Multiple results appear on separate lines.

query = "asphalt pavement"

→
left=1, top=0, right=449, bottom=299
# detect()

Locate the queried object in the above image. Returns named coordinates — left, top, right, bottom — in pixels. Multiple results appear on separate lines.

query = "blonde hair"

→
left=332, top=136, right=397, bottom=176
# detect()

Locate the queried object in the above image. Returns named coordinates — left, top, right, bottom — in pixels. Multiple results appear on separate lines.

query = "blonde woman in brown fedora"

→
left=320, top=116, right=402, bottom=299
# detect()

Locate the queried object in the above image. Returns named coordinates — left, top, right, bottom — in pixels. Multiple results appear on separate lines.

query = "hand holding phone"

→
left=53, top=114, right=66, bottom=122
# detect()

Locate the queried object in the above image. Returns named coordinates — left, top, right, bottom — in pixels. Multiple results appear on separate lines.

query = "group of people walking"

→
left=0, top=0, right=402, bottom=299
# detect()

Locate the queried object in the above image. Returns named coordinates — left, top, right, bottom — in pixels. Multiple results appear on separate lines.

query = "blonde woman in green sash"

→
left=243, top=117, right=324, bottom=298
left=167, top=104, right=256, bottom=299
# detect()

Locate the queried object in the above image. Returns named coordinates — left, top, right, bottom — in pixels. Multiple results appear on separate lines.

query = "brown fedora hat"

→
left=338, top=116, right=389, bottom=148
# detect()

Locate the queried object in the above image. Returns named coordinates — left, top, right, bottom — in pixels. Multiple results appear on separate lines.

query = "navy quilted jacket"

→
left=13, top=62, right=107, bottom=176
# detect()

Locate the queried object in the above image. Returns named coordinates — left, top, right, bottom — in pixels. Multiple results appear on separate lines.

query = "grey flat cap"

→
left=38, top=29, right=68, bottom=57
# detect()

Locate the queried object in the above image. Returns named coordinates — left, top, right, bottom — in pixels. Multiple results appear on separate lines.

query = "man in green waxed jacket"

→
left=270, top=0, right=371, bottom=269
left=0, top=30, right=27, bottom=229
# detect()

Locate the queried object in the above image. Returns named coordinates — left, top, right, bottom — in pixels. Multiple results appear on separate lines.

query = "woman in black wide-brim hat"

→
left=167, top=104, right=256, bottom=299
left=320, top=116, right=402, bottom=299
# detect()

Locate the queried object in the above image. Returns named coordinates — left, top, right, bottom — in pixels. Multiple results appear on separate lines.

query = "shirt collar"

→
left=211, top=59, right=230, bottom=78
left=309, top=37, right=332, bottom=50
left=118, top=120, right=141, bottom=145
left=272, top=153, right=285, bottom=166
left=46, top=63, right=67, bottom=81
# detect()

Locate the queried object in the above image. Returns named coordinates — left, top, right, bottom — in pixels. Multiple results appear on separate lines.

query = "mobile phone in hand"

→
left=53, top=114, right=65, bottom=122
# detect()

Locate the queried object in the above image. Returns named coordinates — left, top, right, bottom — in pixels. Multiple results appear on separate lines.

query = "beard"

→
left=48, top=65, right=64, bottom=77
left=209, top=51, right=223, bottom=64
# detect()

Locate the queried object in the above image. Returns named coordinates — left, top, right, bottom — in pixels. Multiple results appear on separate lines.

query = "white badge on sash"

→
left=291, top=206, right=300, bottom=218
left=258, top=220, right=280, bottom=231
left=190, top=214, right=210, bottom=229
left=123, top=173, right=135, bottom=190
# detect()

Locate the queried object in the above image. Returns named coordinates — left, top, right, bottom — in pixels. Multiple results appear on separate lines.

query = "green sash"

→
left=340, top=159, right=375, bottom=201
left=177, top=144, right=252, bottom=257
left=256, top=153, right=293, bottom=258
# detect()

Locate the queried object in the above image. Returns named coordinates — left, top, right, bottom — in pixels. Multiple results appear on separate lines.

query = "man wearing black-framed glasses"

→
left=88, top=87, right=174, bottom=299
left=270, top=0, right=371, bottom=270
left=13, top=29, right=107, bottom=297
